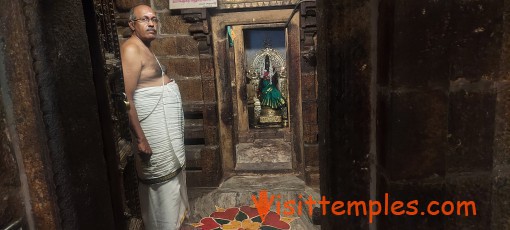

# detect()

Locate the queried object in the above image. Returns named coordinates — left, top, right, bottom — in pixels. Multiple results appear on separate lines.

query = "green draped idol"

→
left=260, top=78, right=286, bottom=109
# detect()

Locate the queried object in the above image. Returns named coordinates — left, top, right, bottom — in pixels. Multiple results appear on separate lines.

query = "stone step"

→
left=235, top=140, right=292, bottom=171
left=185, top=175, right=320, bottom=229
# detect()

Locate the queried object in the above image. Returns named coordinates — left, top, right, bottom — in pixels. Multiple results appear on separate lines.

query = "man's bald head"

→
left=127, top=4, right=158, bottom=42
left=129, top=4, right=154, bottom=21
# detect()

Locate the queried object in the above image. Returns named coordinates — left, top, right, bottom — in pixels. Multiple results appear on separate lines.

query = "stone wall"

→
left=300, top=1, right=320, bottom=187
left=216, top=0, right=299, bottom=9
left=0, top=0, right=118, bottom=228
left=32, top=0, right=117, bottom=228
left=317, top=0, right=373, bottom=228
left=318, top=0, right=510, bottom=229
left=0, top=1, right=26, bottom=229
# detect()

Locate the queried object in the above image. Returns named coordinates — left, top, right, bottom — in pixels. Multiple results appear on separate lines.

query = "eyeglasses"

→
left=131, top=17, right=159, bottom=24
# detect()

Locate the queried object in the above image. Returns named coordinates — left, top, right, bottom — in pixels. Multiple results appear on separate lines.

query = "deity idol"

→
left=258, top=55, right=286, bottom=109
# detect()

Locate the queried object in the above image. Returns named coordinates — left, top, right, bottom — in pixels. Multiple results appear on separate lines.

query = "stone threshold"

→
left=186, top=174, right=321, bottom=229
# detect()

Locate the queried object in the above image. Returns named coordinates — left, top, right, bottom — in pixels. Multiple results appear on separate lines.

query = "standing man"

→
left=121, top=4, right=189, bottom=229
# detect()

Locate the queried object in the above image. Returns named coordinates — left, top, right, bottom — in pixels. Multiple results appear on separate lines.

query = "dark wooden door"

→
left=84, top=0, right=142, bottom=229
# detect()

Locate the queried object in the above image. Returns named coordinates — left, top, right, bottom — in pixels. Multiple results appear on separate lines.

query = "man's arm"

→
left=121, top=43, right=152, bottom=155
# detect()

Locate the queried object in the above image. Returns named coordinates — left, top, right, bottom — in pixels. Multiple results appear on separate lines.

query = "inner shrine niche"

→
left=244, top=28, right=288, bottom=128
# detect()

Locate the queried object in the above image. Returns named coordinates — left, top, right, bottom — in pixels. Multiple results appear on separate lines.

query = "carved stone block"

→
left=203, top=104, right=218, bottom=126
left=159, top=14, right=189, bottom=35
left=301, top=73, right=316, bottom=101
left=176, top=36, right=199, bottom=56
left=151, top=37, right=177, bottom=56
left=202, top=79, right=217, bottom=102
left=114, top=0, right=149, bottom=12
left=178, top=78, right=203, bottom=101
left=304, top=144, right=319, bottom=167
left=303, top=123, right=318, bottom=144
left=302, top=102, right=317, bottom=124
left=199, top=57, right=215, bottom=79
left=163, top=57, right=201, bottom=77
left=203, top=126, right=219, bottom=145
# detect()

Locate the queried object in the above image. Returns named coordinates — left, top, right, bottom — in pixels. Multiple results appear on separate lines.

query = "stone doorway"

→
left=231, top=25, right=293, bottom=171
left=211, top=9, right=302, bottom=173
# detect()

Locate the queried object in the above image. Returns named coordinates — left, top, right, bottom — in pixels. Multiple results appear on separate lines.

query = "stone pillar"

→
left=445, top=1, right=501, bottom=229
left=317, top=0, right=374, bottom=229
left=492, top=1, right=510, bottom=229
left=319, top=0, right=509, bottom=229
left=300, top=1, right=320, bottom=188
left=378, top=1, right=450, bottom=228
left=22, top=0, right=117, bottom=228
left=183, top=8, right=222, bottom=187
left=0, top=1, right=59, bottom=229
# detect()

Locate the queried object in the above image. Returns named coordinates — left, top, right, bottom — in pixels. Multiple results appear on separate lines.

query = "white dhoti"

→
left=134, top=81, right=189, bottom=230
left=138, top=172, right=189, bottom=230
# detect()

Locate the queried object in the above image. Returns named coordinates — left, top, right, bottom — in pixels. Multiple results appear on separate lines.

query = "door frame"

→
left=210, top=9, right=303, bottom=177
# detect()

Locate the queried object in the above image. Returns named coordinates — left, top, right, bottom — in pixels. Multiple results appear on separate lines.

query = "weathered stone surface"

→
left=445, top=172, right=491, bottom=229
left=448, top=0, right=503, bottom=82
left=300, top=55, right=316, bottom=75
left=500, top=1, right=510, bottom=81
left=202, top=79, right=217, bottom=103
left=185, top=145, right=202, bottom=169
left=177, top=78, right=203, bottom=101
left=302, top=102, right=317, bottom=124
left=203, top=104, right=218, bottom=126
left=447, top=90, right=495, bottom=173
left=238, top=132, right=254, bottom=143
left=161, top=57, right=201, bottom=78
left=159, top=13, right=189, bottom=35
left=199, top=56, right=215, bottom=79
left=491, top=167, right=510, bottom=230
left=386, top=90, right=447, bottom=180
left=252, top=129, right=285, bottom=139
left=0, top=78, right=23, bottom=229
left=316, top=0, right=372, bottom=228
left=152, top=36, right=177, bottom=56
left=217, top=0, right=298, bottom=9
left=303, top=123, right=318, bottom=144
left=494, top=81, right=510, bottom=167
left=114, top=0, right=149, bottom=12
left=1, top=1, right=58, bottom=228
left=236, top=139, right=292, bottom=170
left=25, top=0, right=116, bottom=228
left=184, top=118, right=204, bottom=139
left=318, top=0, right=510, bottom=229
left=187, top=175, right=313, bottom=224
left=203, top=126, right=218, bottom=145
left=304, top=144, right=319, bottom=167
left=301, top=73, right=316, bottom=101
left=392, top=0, right=449, bottom=89
left=152, top=0, right=169, bottom=11
left=176, top=36, right=199, bottom=56
left=381, top=180, right=445, bottom=230
left=305, top=166, right=320, bottom=188
left=199, top=146, right=221, bottom=186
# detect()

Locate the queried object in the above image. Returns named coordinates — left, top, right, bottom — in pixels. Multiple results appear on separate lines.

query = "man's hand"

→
left=137, top=138, right=152, bottom=155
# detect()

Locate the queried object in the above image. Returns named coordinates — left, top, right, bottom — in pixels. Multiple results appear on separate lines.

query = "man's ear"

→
left=128, top=21, right=135, bottom=31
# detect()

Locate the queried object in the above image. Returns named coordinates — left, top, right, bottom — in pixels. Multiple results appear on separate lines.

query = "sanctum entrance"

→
left=211, top=9, right=303, bottom=173
left=233, top=25, right=292, bottom=170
